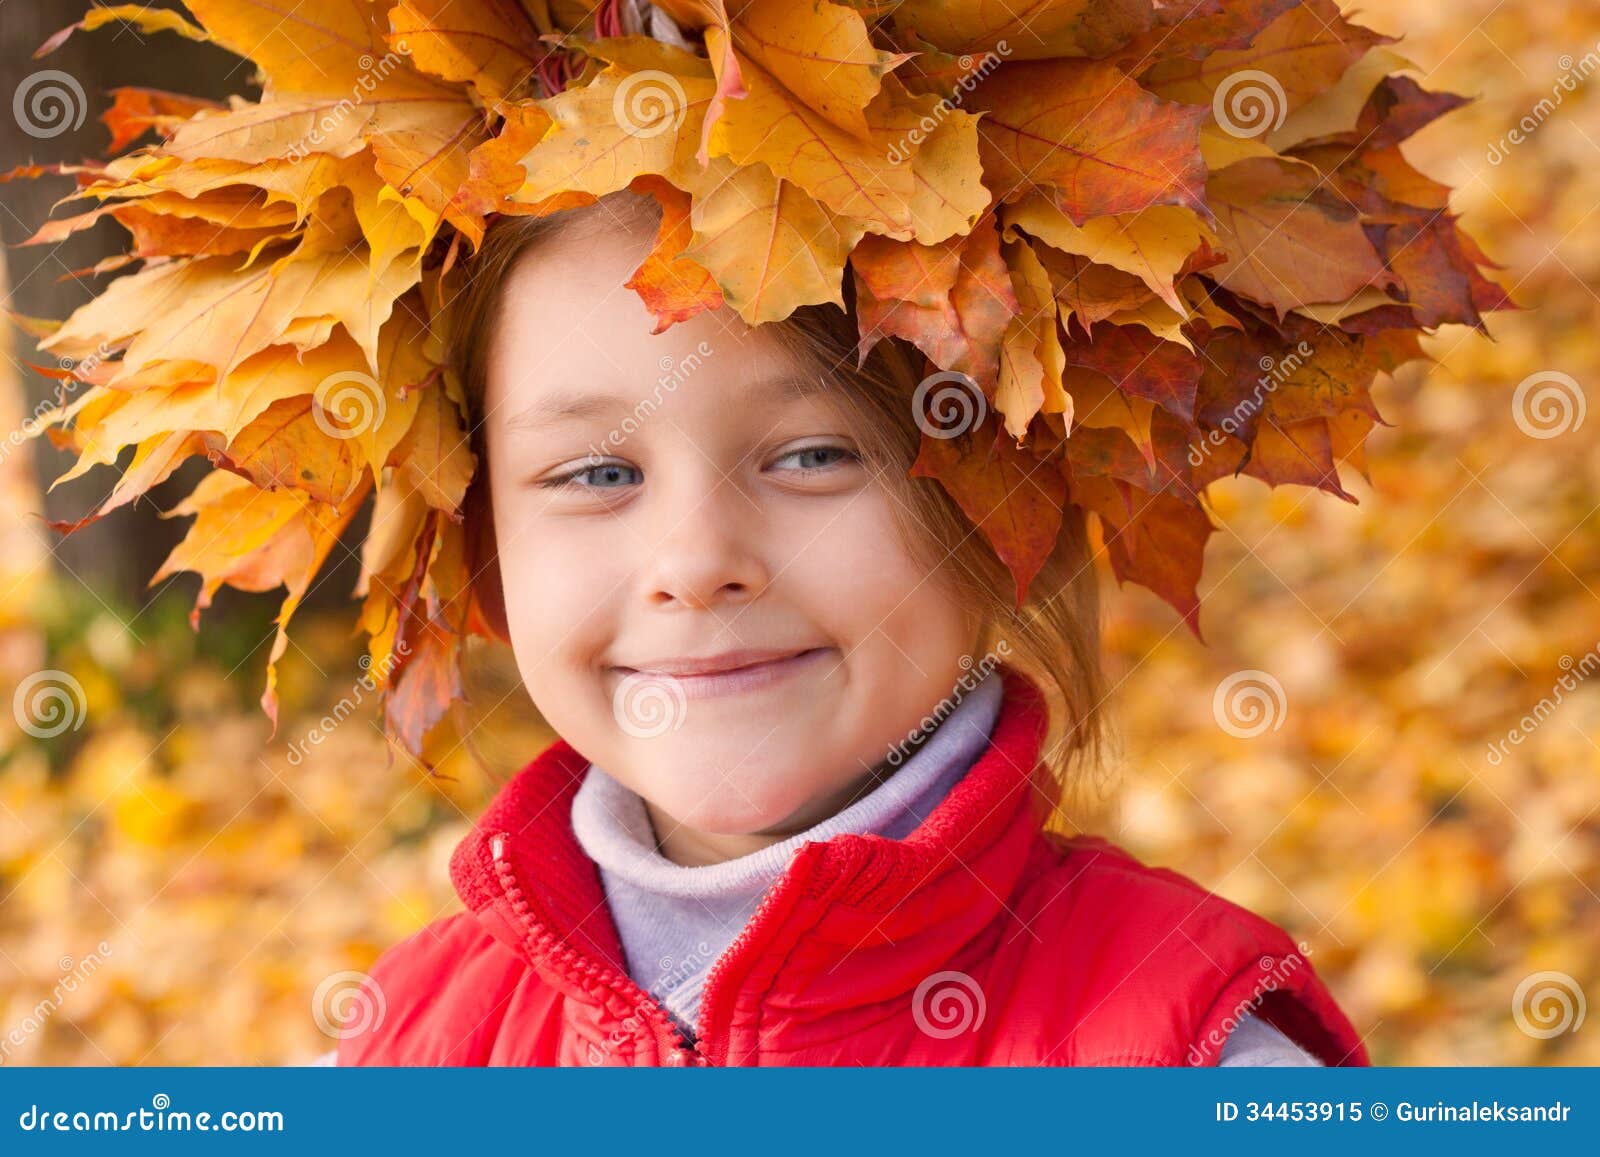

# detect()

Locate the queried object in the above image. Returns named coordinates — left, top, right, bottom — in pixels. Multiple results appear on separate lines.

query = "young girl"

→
left=330, top=190, right=1367, bottom=1067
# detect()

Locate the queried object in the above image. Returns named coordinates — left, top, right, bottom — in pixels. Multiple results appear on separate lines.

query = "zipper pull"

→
left=665, top=1022, right=699, bottom=1065
left=490, top=833, right=505, bottom=861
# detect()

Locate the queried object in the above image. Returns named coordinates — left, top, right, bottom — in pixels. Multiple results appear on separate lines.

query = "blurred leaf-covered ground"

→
left=2, top=0, right=1598, bottom=1064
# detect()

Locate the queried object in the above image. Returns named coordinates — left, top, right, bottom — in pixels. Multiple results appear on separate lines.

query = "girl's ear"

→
left=463, top=462, right=512, bottom=645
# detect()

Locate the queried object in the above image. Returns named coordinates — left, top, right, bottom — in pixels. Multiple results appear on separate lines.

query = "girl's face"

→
left=481, top=206, right=983, bottom=862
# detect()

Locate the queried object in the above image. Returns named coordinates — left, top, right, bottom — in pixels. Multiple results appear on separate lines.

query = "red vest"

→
left=338, top=666, right=1369, bottom=1066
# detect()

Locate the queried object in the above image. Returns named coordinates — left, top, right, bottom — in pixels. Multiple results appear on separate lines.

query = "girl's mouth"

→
left=611, top=647, right=834, bottom=700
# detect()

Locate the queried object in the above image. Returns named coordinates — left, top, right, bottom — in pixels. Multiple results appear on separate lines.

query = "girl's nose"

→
left=640, top=473, right=771, bottom=611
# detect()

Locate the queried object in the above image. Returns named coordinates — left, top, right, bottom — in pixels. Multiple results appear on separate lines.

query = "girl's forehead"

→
left=494, top=226, right=741, bottom=346
left=487, top=306, right=823, bottom=428
left=492, top=270, right=795, bottom=396
left=496, top=368, right=840, bottom=438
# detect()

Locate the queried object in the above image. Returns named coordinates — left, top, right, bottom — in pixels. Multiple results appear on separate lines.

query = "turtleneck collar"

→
left=570, top=667, right=1004, bottom=895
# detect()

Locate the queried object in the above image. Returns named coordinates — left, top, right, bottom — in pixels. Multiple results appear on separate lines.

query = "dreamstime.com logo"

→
left=1, top=941, right=113, bottom=1065
left=883, top=642, right=1011, bottom=767
left=1212, top=669, right=1288, bottom=738
left=17, top=1094, right=284, bottom=1133
left=912, top=970, right=987, bottom=1039
left=1487, top=41, right=1600, bottom=164
left=912, top=371, right=988, bottom=440
left=1485, top=640, right=1600, bottom=766
left=614, top=70, right=687, bottom=138
left=284, top=41, right=412, bottom=163
left=13, top=69, right=86, bottom=139
left=312, top=970, right=385, bottom=1039
left=1213, top=69, right=1288, bottom=139
left=1, top=342, right=110, bottom=468
left=654, top=941, right=716, bottom=998
left=1511, top=370, right=1585, bottom=439
left=1188, top=341, right=1314, bottom=466
left=585, top=341, right=714, bottom=458
left=12, top=669, right=88, bottom=739
left=1512, top=970, right=1586, bottom=1040
left=884, top=40, right=1010, bottom=163
left=1187, top=942, right=1314, bottom=1065
left=612, top=670, right=690, bottom=738
left=312, top=371, right=387, bottom=440
left=284, top=641, right=412, bottom=765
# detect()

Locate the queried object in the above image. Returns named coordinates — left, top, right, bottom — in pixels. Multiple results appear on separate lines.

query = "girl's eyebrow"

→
left=502, top=372, right=831, bottom=434
left=505, top=390, right=623, bottom=432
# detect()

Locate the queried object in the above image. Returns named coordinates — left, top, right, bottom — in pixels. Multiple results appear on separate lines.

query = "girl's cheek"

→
left=801, top=497, right=928, bottom=598
left=542, top=547, right=635, bottom=651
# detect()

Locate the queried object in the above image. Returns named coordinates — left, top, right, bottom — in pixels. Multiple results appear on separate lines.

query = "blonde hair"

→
left=448, top=192, right=1108, bottom=819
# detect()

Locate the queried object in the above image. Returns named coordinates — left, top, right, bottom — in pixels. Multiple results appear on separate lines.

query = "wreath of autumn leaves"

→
left=9, top=0, right=1508, bottom=765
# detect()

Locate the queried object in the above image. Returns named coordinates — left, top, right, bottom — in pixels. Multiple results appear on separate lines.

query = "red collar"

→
left=448, top=663, right=1055, bottom=1060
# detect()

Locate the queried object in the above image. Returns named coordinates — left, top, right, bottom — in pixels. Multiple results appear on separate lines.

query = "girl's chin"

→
left=639, top=779, right=817, bottom=838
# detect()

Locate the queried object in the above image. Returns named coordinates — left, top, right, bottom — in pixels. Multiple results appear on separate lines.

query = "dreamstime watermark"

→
left=885, top=40, right=1010, bottom=164
left=0, top=941, right=113, bottom=1064
left=13, top=69, right=85, bottom=139
left=2, top=343, right=114, bottom=468
left=311, top=970, right=385, bottom=1039
left=1487, top=42, right=1600, bottom=164
left=12, top=669, right=87, bottom=739
left=284, top=42, right=412, bottom=163
left=588, top=999, right=660, bottom=1066
left=612, top=670, right=689, bottom=739
left=312, top=370, right=387, bottom=441
left=585, top=970, right=694, bottom=1066
left=614, top=69, right=688, bottom=139
left=1485, top=641, right=1600, bottom=765
left=1188, top=341, right=1314, bottom=466
left=585, top=340, right=713, bottom=459
left=883, top=642, right=1011, bottom=768
left=912, top=969, right=986, bottom=1039
left=55, top=341, right=115, bottom=383
left=1213, top=69, right=1288, bottom=140
left=654, top=941, right=716, bottom=1000
left=284, top=641, right=411, bottom=765
left=1212, top=669, right=1288, bottom=738
left=912, top=370, right=988, bottom=440
left=1511, top=370, right=1585, bottom=438
left=1187, top=942, right=1313, bottom=1064
left=1511, top=970, right=1586, bottom=1039
left=17, top=1094, right=285, bottom=1133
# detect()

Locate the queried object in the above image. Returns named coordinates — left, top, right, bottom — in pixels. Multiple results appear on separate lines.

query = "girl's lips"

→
left=614, top=647, right=834, bottom=700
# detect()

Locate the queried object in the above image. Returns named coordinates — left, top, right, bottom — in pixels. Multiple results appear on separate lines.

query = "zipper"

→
left=489, top=831, right=706, bottom=1066
left=691, top=843, right=822, bottom=1066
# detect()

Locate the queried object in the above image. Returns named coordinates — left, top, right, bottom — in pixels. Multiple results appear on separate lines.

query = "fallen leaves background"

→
left=1097, top=0, right=1600, bottom=1065
left=1, top=0, right=1596, bottom=1064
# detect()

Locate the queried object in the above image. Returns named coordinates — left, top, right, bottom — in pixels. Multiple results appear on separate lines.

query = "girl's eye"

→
left=541, top=460, right=640, bottom=491
left=537, top=445, right=857, bottom=492
left=771, top=444, right=858, bottom=473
